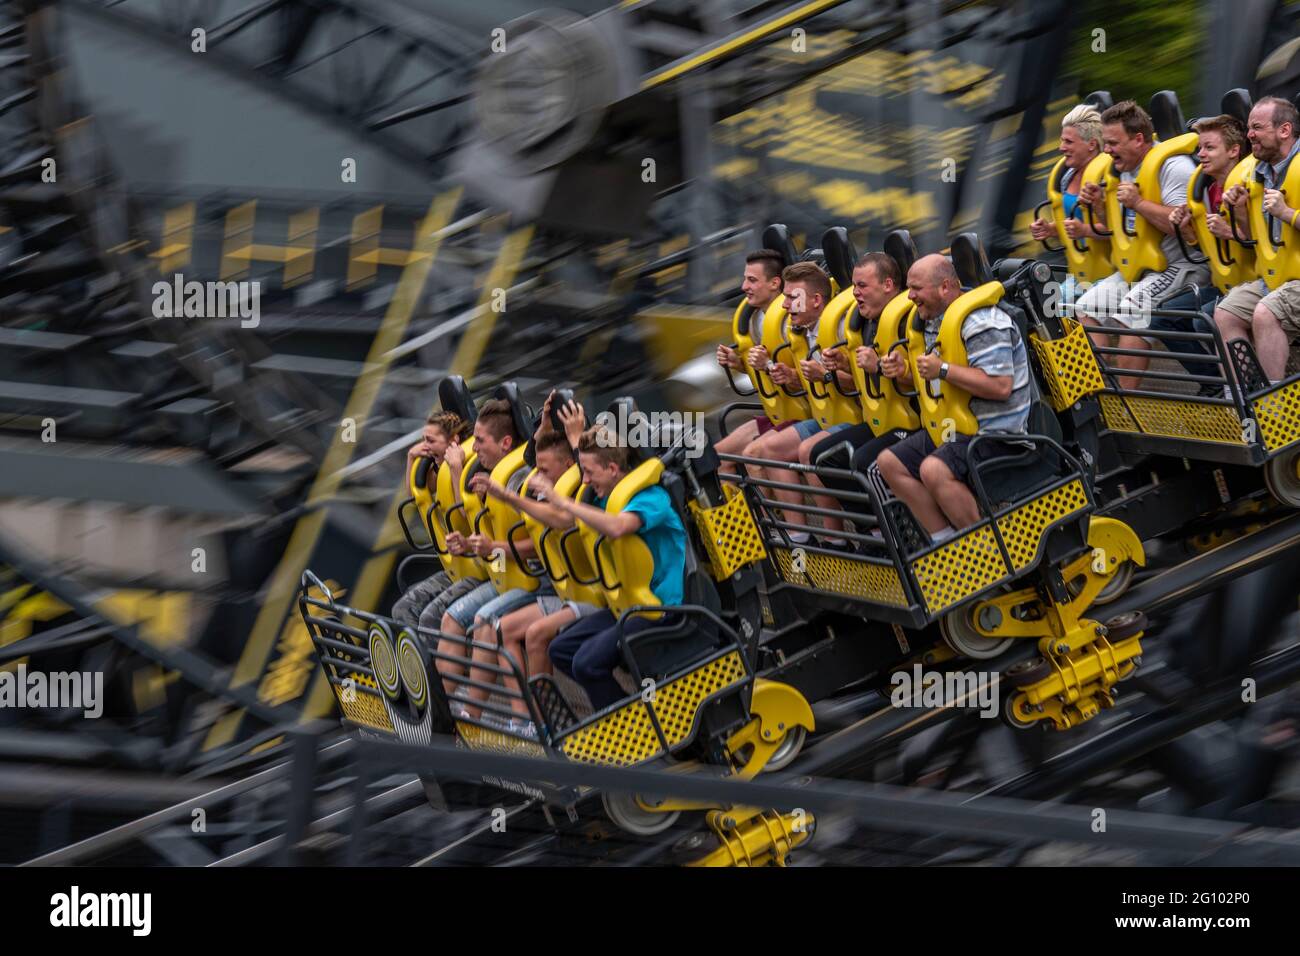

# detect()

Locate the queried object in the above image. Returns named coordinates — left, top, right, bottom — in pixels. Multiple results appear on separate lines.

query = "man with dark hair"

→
left=743, top=261, right=854, bottom=543
left=541, top=424, right=687, bottom=711
left=433, top=397, right=549, bottom=717
left=1076, top=100, right=1209, bottom=390
left=1212, top=96, right=1300, bottom=383
left=715, top=249, right=787, bottom=473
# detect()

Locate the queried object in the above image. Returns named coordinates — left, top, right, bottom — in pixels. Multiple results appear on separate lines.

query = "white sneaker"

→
left=508, top=718, right=539, bottom=740
left=450, top=701, right=470, bottom=719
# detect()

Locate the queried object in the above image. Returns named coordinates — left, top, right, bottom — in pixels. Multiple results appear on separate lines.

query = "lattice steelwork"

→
left=1252, top=379, right=1300, bottom=452
left=1030, top=321, right=1106, bottom=411
left=691, top=486, right=768, bottom=580
left=911, top=524, right=1008, bottom=615
left=771, top=547, right=909, bottom=607
left=1100, top=394, right=1247, bottom=445
left=652, top=651, right=747, bottom=747
left=457, top=722, right=547, bottom=759
left=337, top=677, right=396, bottom=734
left=995, top=479, right=1089, bottom=571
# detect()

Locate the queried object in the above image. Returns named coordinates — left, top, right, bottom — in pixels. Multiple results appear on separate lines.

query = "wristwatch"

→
left=938, top=362, right=950, bottom=380
left=822, top=370, right=835, bottom=384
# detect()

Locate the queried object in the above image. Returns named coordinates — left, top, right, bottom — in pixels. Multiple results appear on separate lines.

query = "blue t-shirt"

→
left=623, top=486, right=686, bottom=606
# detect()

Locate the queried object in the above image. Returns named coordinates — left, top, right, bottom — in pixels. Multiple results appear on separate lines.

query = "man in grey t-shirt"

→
left=1076, top=100, right=1210, bottom=391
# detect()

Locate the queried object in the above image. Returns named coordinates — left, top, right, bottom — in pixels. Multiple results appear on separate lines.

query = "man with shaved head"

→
left=877, top=254, right=1032, bottom=541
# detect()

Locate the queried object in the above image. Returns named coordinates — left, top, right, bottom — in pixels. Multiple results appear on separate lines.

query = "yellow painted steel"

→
left=724, top=679, right=814, bottom=777
left=540, top=465, right=606, bottom=608
left=788, top=289, right=863, bottom=429
left=907, top=280, right=1005, bottom=444
left=1244, top=155, right=1300, bottom=288
left=1030, top=319, right=1106, bottom=412
left=1186, top=163, right=1255, bottom=291
left=1045, top=156, right=1112, bottom=283
left=1251, top=379, right=1300, bottom=453
left=558, top=649, right=748, bottom=765
left=1098, top=394, right=1248, bottom=446
left=1100, top=134, right=1199, bottom=282
left=844, top=292, right=922, bottom=435
left=688, top=808, right=813, bottom=867
left=689, top=483, right=767, bottom=581
left=730, top=298, right=810, bottom=425
left=771, top=545, right=909, bottom=607
left=640, top=0, right=852, bottom=90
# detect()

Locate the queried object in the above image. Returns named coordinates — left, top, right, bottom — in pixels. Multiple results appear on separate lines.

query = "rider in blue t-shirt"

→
left=540, top=425, right=688, bottom=710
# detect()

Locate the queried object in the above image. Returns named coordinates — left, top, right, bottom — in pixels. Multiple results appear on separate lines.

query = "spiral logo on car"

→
left=368, top=624, right=401, bottom=701
left=396, top=630, right=428, bottom=708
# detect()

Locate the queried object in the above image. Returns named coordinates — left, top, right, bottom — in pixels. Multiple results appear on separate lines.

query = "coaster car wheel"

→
left=1092, top=558, right=1136, bottom=605
left=602, top=790, right=681, bottom=836
left=1264, top=449, right=1300, bottom=508
left=941, top=604, right=1015, bottom=660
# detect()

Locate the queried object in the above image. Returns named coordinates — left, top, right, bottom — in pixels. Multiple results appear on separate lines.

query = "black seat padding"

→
left=951, top=232, right=994, bottom=287
left=821, top=226, right=857, bottom=288
left=761, top=224, right=799, bottom=268
left=1221, top=89, right=1252, bottom=125
left=883, top=229, right=919, bottom=277
left=1084, top=90, right=1113, bottom=112
left=620, top=470, right=722, bottom=680
left=974, top=401, right=1067, bottom=507
left=413, top=457, right=434, bottom=491
left=1149, top=90, right=1186, bottom=141
left=438, top=375, right=476, bottom=427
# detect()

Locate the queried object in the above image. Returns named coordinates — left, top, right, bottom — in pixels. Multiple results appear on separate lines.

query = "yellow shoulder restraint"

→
left=526, top=463, right=606, bottom=609
left=1048, top=155, right=1113, bottom=283
left=789, top=289, right=863, bottom=430
left=1099, top=133, right=1199, bottom=282
left=1244, top=154, right=1300, bottom=289
left=472, top=445, right=541, bottom=594
left=594, top=458, right=665, bottom=621
left=845, top=291, right=922, bottom=435
left=434, top=437, right=482, bottom=581
left=907, top=281, right=1006, bottom=444
left=1186, top=161, right=1256, bottom=291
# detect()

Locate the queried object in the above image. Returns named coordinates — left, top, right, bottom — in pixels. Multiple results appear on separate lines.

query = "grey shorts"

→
left=417, top=575, right=485, bottom=632
left=392, top=570, right=452, bottom=627
left=1218, top=278, right=1300, bottom=336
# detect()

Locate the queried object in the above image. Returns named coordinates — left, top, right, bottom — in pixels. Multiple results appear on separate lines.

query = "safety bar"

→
left=505, top=520, right=546, bottom=578
left=1033, top=199, right=1066, bottom=252
left=770, top=342, right=808, bottom=397
left=615, top=602, right=748, bottom=685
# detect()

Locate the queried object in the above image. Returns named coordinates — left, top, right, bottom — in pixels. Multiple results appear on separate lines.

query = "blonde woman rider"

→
left=1029, top=104, right=1106, bottom=305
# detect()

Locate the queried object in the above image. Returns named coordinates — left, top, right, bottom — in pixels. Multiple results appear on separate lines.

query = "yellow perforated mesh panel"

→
left=995, top=480, right=1089, bottom=571
left=912, top=524, right=1009, bottom=615
left=651, top=651, right=747, bottom=748
left=1100, top=394, right=1246, bottom=445
left=1030, top=321, right=1106, bottom=412
left=1252, top=380, right=1300, bottom=452
left=456, top=722, right=546, bottom=759
left=1098, top=394, right=1138, bottom=432
left=559, top=700, right=662, bottom=766
left=691, top=486, right=767, bottom=580
left=771, top=547, right=908, bottom=607
left=336, top=676, right=395, bottom=733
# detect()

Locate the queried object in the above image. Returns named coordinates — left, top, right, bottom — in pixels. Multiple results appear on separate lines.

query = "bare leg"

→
left=524, top=608, right=577, bottom=679
left=716, top=418, right=761, bottom=476
left=1113, top=334, right=1150, bottom=392
left=435, top=612, right=468, bottom=697
left=1252, top=302, right=1290, bottom=382
left=463, top=616, right=501, bottom=719
left=920, top=455, right=980, bottom=530
left=497, top=603, right=545, bottom=716
left=759, top=426, right=812, bottom=535
left=878, top=449, right=948, bottom=534
left=799, top=431, right=843, bottom=536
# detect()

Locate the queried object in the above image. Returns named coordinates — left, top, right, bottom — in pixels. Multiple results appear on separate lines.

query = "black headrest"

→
left=492, top=381, right=532, bottom=445
left=438, top=375, right=476, bottom=427
left=820, top=227, right=857, bottom=288
left=1221, top=88, right=1252, bottom=126
left=414, top=457, right=433, bottom=489
left=760, top=224, right=799, bottom=269
left=950, top=233, right=993, bottom=287
left=1149, top=90, right=1186, bottom=141
left=883, top=229, right=918, bottom=279
left=1084, top=90, right=1113, bottom=112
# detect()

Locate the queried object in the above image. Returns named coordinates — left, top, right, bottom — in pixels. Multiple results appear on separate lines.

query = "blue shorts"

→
left=445, top=582, right=549, bottom=631
left=793, top=418, right=822, bottom=440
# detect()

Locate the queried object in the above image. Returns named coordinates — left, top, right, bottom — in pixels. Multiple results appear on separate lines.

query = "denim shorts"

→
left=793, top=418, right=822, bottom=440
left=445, top=582, right=547, bottom=631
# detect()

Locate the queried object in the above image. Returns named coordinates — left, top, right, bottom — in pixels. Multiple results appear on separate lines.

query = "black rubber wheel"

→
left=1103, top=610, right=1147, bottom=642
left=1003, top=655, right=1052, bottom=688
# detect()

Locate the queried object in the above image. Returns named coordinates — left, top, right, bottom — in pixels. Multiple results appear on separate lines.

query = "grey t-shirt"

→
left=1122, top=153, right=1195, bottom=267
